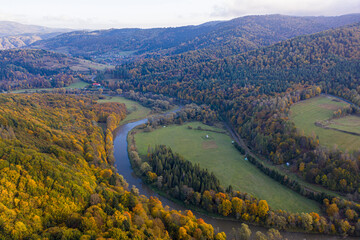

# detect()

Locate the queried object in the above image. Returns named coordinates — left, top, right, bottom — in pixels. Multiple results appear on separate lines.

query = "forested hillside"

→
left=0, top=49, right=106, bottom=91
left=110, top=23, right=360, bottom=96
left=0, top=49, right=78, bottom=90
left=0, top=94, right=221, bottom=239
left=30, top=14, right=360, bottom=63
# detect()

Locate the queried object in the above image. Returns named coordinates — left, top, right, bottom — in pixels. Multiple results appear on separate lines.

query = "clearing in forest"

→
left=290, top=95, right=360, bottom=152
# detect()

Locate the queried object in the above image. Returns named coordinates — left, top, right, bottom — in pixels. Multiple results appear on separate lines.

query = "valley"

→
left=0, top=10, right=359, bottom=239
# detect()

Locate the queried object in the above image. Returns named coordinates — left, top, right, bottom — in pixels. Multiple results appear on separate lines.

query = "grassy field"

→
left=290, top=95, right=360, bottom=151
left=134, top=122, right=320, bottom=213
left=98, top=96, right=151, bottom=123
left=329, top=115, right=360, bottom=135
left=70, top=59, right=114, bottom=72
left=65, top=80, right=89, bottom=89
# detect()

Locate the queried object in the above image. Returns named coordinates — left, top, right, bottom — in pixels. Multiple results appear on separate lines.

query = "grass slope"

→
left=134, top=122, right=320, bottom=213
left=70, top=58, right=114, bottom=71
left=290, top=95, right=360, bottom=151
left=65, top=80, right=89, bottom=89
left=98, top=96, right=151, bottom=123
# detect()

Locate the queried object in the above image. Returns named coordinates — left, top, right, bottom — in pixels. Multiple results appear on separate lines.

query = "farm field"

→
left=98, top=96, right=151, bottom=123
left=290, top=95, right=360, bottom=151
left=134, top=121, right=320, bottom=213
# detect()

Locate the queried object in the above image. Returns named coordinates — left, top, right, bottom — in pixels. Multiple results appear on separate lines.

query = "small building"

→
left=92, top=83, right=101, bottom=87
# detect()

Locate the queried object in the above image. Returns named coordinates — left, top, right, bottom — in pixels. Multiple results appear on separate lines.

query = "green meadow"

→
left=290, top=95, right=360, bottom=151
left=98, top=96, right=151, bottom=123
left=134, top=122, right=320, bottom=213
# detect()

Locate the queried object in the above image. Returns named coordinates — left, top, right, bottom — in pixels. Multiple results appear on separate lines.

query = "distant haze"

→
left=1, top=0, right=360, bottom=29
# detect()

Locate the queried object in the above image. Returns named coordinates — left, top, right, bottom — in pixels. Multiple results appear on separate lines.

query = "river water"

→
left=113, top=118, right=354, bottom=240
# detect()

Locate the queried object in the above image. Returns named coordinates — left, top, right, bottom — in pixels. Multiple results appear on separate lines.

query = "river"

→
left=113, top=118, right=354, bottom=240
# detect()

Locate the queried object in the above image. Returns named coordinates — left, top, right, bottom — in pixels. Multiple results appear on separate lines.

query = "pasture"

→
left=134, top=121, right=320, bottom=213
left=65, top=80, right=89, bottom=89
left=290, top=95, right=360, bottom=151
left=328, top=115, right=360, bottom=135
left=98, top=96, right=151, bottom=123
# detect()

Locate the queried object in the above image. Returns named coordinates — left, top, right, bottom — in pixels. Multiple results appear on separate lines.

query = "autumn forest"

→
left=0, top=13, right=360, bottom=240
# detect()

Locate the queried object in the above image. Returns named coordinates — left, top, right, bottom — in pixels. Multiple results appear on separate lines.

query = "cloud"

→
left=39, top=16, right=121, bottom=30
left=211, top=0, right=360, bottom=18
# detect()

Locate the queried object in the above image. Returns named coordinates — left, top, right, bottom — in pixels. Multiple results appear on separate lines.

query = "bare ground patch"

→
left=202, top=141, right=218, bottom=149
left=317, top=103, right=343, bottom=111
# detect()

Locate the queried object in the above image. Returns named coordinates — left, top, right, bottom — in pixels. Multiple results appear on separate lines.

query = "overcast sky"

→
left=1, top=0, right=360, bottom=30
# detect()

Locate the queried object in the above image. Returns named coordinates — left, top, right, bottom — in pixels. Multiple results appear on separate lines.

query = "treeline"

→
left=332, top=104, right=360, bottom=119
left=147, top=145, right=221, bottom=194
left=146, top=103, right=219, bottom=128
left=233, top=142, right=360, bottom=231
left=0, top=93, right=223, bottom=239
left=230, top=88, right=360, bottom=195
left=232, top=142, right=323, bottom=201
left=120, top=90, right=175, bottom=112
left=130, top=143, right=360, bottom=236
left=229, top=224, right=285, bottom=240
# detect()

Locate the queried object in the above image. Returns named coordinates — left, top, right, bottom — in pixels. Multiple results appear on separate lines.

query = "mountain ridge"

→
left=29, top=13, right=360, bottom=63
left=0, top=21, right=73, bottom=50
left=0, top=20, right=71, bottom=37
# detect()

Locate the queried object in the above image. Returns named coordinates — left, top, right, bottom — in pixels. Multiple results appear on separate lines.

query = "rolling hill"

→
left=29, top=14, right=360, bottom=63
left=0, top=21, right=72, bottom=50
left=111, top=22, right=360, bottom=97
left=0, top=49, right=108, bottom=90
